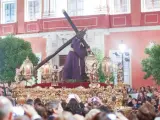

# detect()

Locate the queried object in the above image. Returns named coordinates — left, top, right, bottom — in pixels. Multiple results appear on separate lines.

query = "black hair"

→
left=26, top=99, right=34, bottom=106
left=92, top=112, right=115, bottom=120
left=65, top=98, right=84, bottom=115
left=34, top=98, right=41, bottom=105
left=98, top=105, right=113, bottom=113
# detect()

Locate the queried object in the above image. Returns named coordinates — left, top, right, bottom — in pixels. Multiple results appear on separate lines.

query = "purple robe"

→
left=63, top=37, right=87, bottom=81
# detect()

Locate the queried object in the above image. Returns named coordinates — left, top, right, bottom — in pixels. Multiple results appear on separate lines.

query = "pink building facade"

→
left=1, top=0, right=160, bottom=88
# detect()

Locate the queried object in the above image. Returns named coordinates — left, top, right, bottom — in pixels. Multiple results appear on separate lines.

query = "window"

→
left=67, top=0, right=84, bottom=16
left=59, top=55, right=67, bottom=66
left=95, top=0, right=108, bottom=14
left=25, top=0, right=41, bottom=21
left=43, top=0, right=56, bottom=17
left=141, top=0, right=160, bottom=12
left=1, top=0, right=16, bottom=24
left=110, top=0, right=131, bottom=14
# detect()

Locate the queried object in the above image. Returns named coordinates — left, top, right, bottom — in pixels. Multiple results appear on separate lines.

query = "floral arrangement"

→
left=92, top=48, right=115, bottom=83
left=12, top=84, right=127, bottom=110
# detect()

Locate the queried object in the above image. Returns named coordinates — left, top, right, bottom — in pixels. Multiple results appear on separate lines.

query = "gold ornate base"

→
left=51, top=82, right=58, bottom=87
left=89, top=82, right=100, bottom=89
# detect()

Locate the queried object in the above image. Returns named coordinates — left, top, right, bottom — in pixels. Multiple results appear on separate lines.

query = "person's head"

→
left=26, top=99, right=34, bottom=106
left=92, top=112, right=116, bottom=120
left=56, top=111, right=76, bottom=120
left=128, top=95, right=132, bottom=99
left=137, top=102, right=156, bottom=120
left=141, top=87, right=145, bottom=92
left=98, top=105, right=112, bottom=113
left=46, top=100, right=63, bottom=116
left=34, top=98, right=41, bottom=107
left=128, top=111, right=138, bottom=120
left=66, top=98, right=83, bottom=115
left=84, top=106, right=92, bottom=115
left=146, top=96, right=152, bottom=103
left=88, top=97, right=102, bottom=109
left=0, top=96, right=13, bottom=120
left=132, top=98, right=137, bottom=105
left=139, top=92, right=144, bottom=97
left=153, top=91, right=158, bottom=97
left=147, top=86, right=150, bottom=89
left=85, top=109, right=100, bottom=120
left=35, top=105, right=48, bottom=120
left=14, top=115, right=30, bottom=120
left=61, top=100, right=67, bottom=110
left=74, top=114, right=84, bottom=120
left=147, top=86, right=151, bottom=91
left=151, top=98, right=156, bottom=105
left=144, top=91, right=147, bottom=96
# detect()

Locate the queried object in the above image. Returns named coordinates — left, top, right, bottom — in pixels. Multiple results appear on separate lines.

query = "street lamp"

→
left=118, top=40, right=126, bottom=82
left=148, top=41, right=155, bottom=49
left=119, top=40, right=126, bottom=53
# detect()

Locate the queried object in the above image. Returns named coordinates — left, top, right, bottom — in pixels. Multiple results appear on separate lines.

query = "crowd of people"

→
left=1, top=86, right=160, bottom=120
left=126, top=86, right=159, bottom=111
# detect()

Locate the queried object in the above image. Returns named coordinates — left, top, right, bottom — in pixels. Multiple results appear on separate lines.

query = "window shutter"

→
left=121, top=0, right=128, bottom=13
left=77, top=0, right=84, bottom=15
left=153, top=0, right=160, bottom=9
left=50, top=0, right=56, bottom=14
left=145, top=0, right=153, bottom=9
left=114, top=0, right=121, bottom=13
left=11, top=3, right=15, bottom=22
left=68, top=0, right=77, bottom=16
left=5, top=4, right=9, bottom=22
left=35, top=0, right=40, bottom=18
left=28, top=1, right=34, bottom=19
left=111, top=0, right=130, bottom=14
left=44, top=0, right=49, bottom=15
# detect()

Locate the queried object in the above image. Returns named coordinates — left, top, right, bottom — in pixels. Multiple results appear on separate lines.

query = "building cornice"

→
left=2, top=25, right=160, bottom=38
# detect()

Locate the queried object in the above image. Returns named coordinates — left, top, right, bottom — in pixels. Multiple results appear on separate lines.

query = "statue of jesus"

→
left=63, top=37, right=90, bottom=82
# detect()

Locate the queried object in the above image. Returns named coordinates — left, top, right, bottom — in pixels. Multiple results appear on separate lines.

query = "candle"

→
left=44, top=65, right=49, bottom=74
left=26, top=65, right=30, bottom=75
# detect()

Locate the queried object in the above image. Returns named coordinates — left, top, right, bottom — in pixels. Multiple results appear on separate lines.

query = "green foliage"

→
left=92, top=48, right=104, bottom=62
left=142, top=44, right=160, bottom=84
left=108, top=72, right=115, bottom=83
left=92, top=48, right=105, bottom=82
left=92, top=48, right=115, bottom=83
left=0, top=35, right=38, bottom=83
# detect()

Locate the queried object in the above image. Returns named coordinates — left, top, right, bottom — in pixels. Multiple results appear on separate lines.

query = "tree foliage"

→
left=142, top=44, right=160, bottom=84
left=0, top=35, right=38, bottom=83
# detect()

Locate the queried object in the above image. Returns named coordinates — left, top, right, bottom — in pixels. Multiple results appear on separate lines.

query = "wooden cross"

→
left=34, top=10, right=90, bottom=75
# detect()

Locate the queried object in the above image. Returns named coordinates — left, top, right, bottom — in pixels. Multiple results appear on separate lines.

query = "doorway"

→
left=109, top=50, right=132, bottom=86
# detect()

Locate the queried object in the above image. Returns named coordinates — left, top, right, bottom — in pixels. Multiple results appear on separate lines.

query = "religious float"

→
left=10, top=10, right=132, bottom=115
left=13, top=10, right=119, bottom=89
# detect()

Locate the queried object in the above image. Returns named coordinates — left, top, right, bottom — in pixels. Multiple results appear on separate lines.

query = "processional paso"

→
left=15, top=10, right=113, bottom=84
left=33, top=10, right=91, bottom=82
